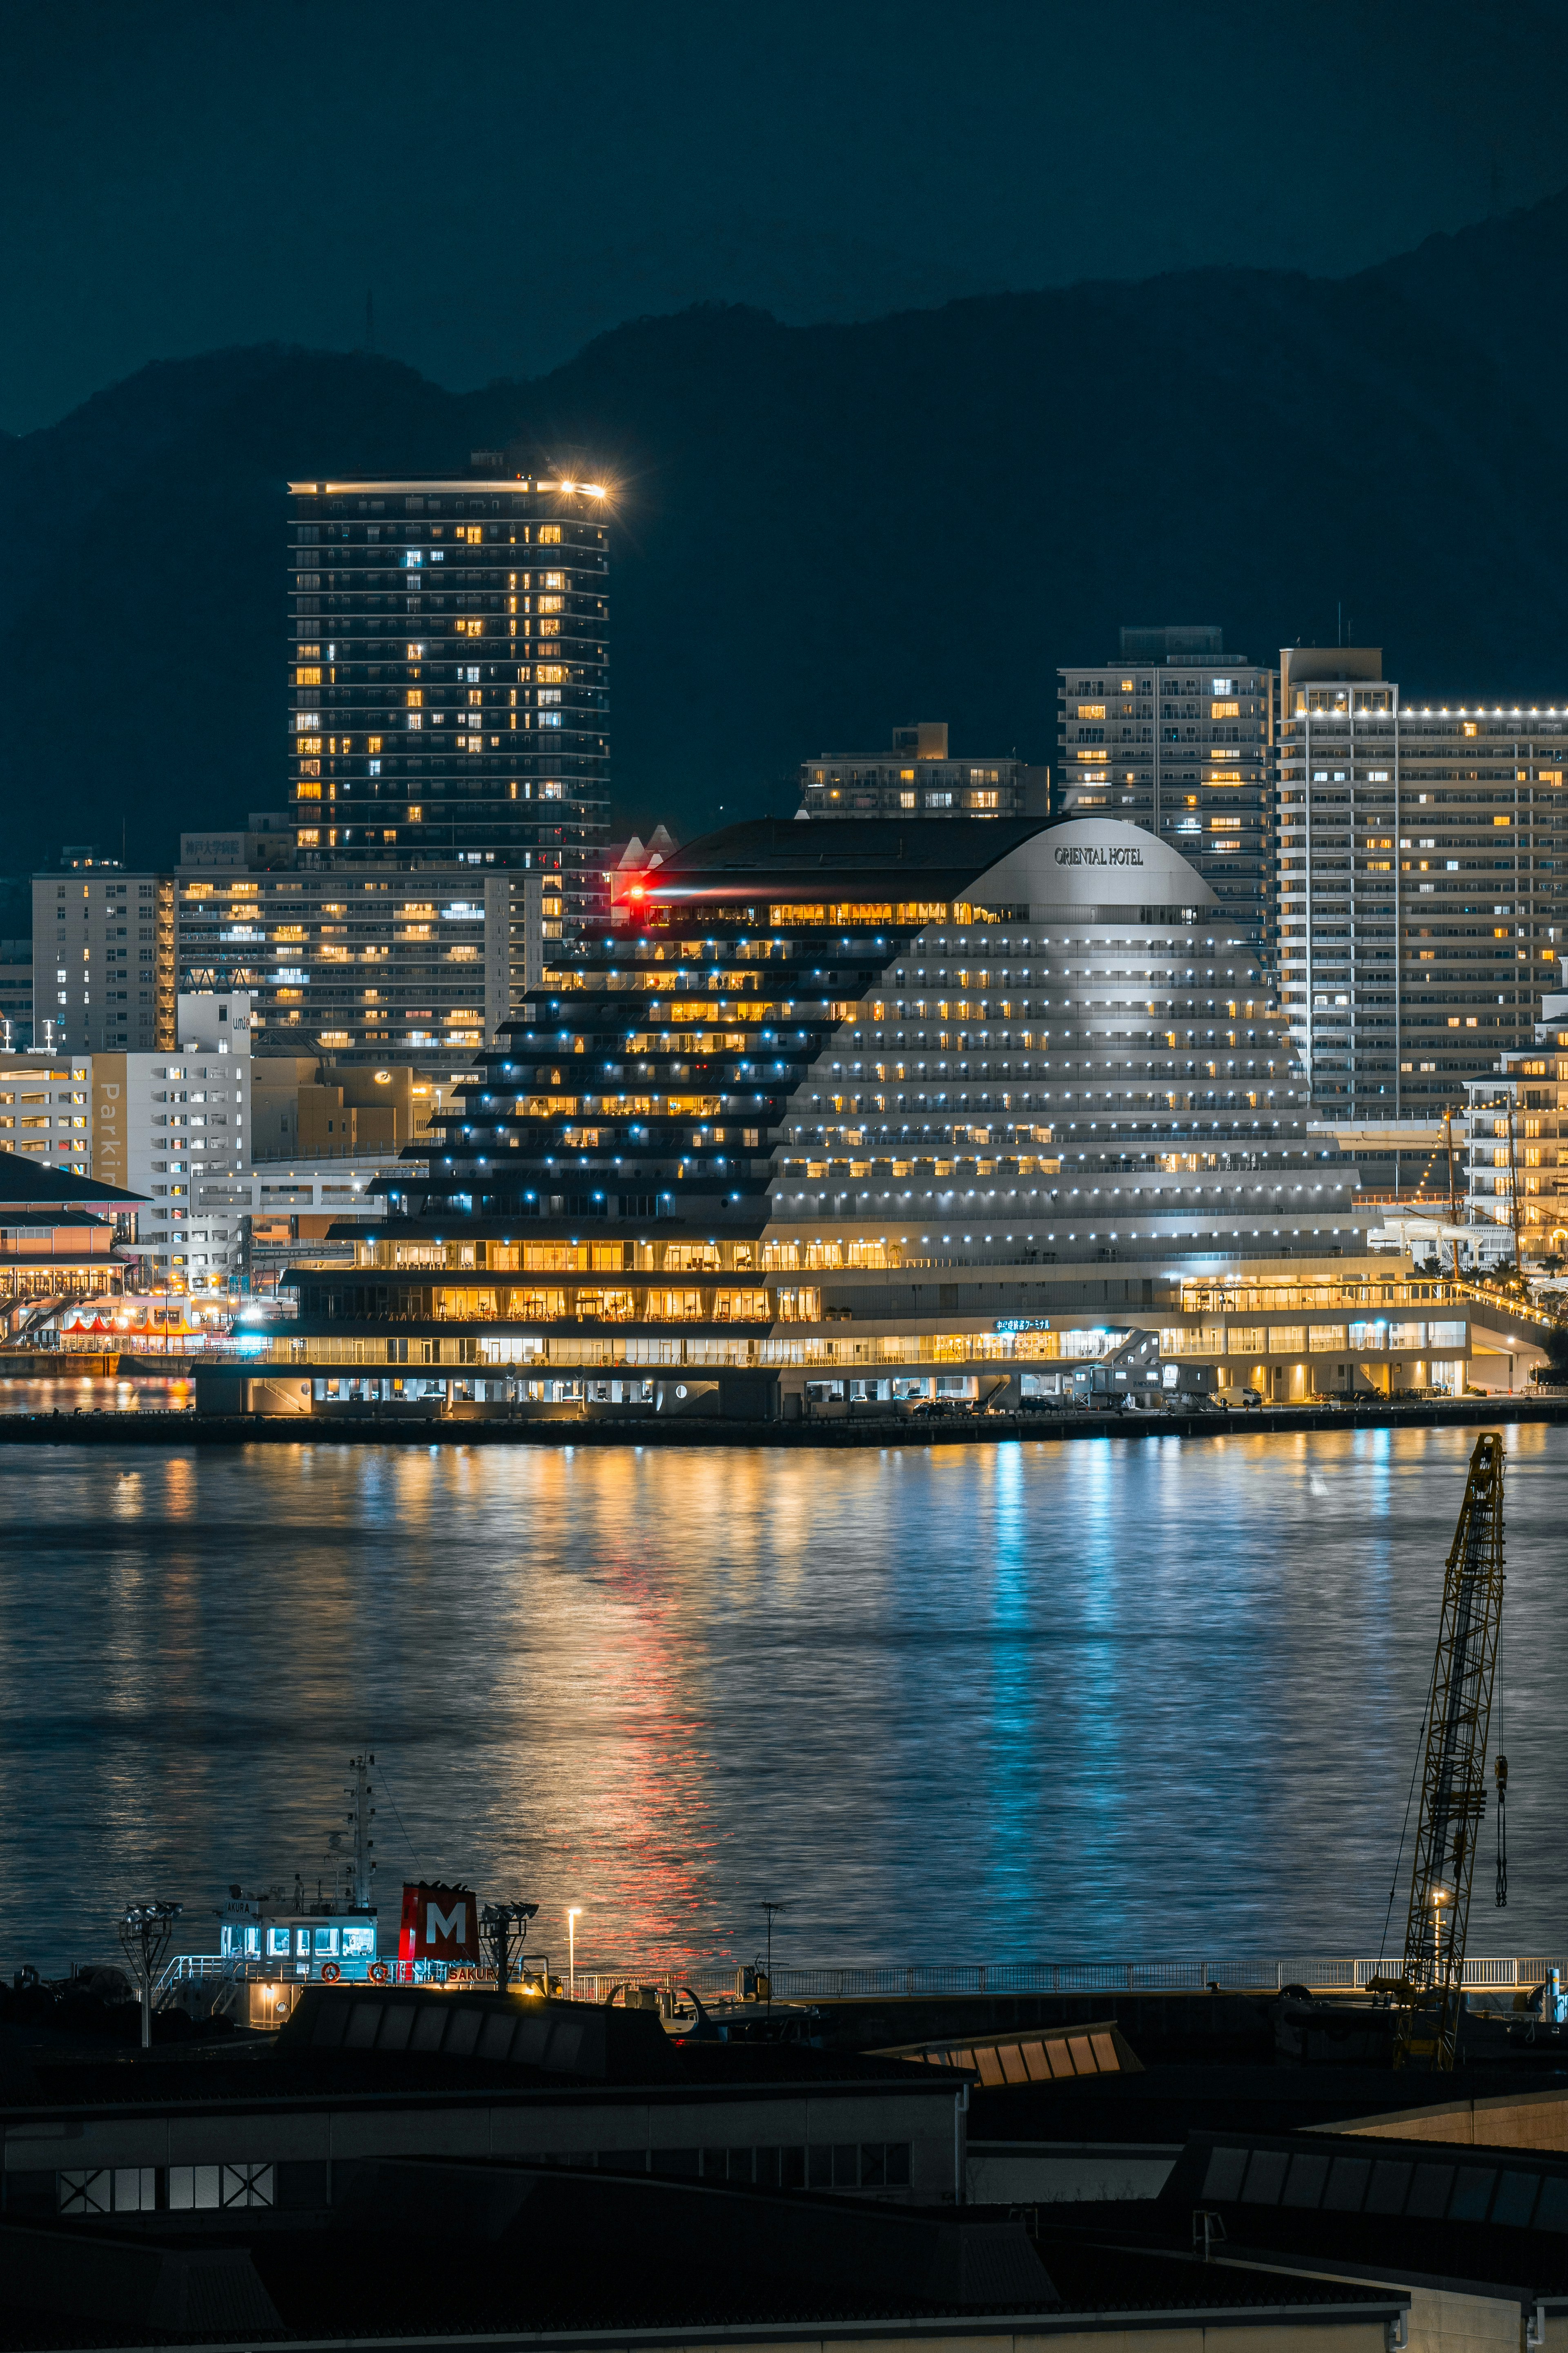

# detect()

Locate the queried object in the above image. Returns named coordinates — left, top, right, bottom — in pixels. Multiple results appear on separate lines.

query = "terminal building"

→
left=210, top=817, right=1548, bottom=1414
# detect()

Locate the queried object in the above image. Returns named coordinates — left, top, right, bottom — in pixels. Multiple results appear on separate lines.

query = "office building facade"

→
left=1276, top=650, right=1568, bottom=1161
left=799, top=725, right=1048, bottom=821
left=33, top=863, right=177, bottom=1054
left=286, top=471, right=610, bottom=927
left=1056, top=628, right=1275, bottom=938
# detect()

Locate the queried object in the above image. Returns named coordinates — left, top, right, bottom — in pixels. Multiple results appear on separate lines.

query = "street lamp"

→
left=567, top=1907, right=582, bottom=2000
left=118, top=1900, right=184, bottom=2049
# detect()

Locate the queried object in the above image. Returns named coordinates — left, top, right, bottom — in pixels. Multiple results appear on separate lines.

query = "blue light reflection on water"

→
left=0, top=1425, right=1562, bottom=1974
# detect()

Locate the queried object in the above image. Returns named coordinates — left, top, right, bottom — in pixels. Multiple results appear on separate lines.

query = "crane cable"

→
left=1380, top=1699, right=1430, bottom=1969
left=1495, top=1617, right=1508, bottom=1909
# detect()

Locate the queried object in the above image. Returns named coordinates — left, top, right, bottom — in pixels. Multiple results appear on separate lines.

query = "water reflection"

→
left=0, top=1426, right=1561, bottom=1974
left=0, top=1377, right=193, bottom=1416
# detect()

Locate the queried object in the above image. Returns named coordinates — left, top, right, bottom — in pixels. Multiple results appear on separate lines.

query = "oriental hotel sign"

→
left=1053, top=844, right=1145, bottom=868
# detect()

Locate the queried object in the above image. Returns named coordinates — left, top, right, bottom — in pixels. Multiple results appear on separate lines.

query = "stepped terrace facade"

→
left=353, top=815, right=1359, bottom=1251
left=212, top=817, right=1515, bottom=1421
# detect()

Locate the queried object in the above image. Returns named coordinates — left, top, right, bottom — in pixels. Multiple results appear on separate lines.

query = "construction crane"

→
left=1392, top=1431, right=1507, bottom=2069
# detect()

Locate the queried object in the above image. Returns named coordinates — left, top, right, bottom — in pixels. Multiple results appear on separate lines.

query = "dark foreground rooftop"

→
left=0, top=2157, right=1408, bottom=2352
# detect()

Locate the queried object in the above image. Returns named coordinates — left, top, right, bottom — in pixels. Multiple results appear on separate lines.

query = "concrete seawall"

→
left=0, top=1397, right=1563, bottom=1449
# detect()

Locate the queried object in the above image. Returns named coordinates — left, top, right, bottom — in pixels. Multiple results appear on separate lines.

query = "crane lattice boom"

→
left=1395, top=1430, right=1506, bottom=2069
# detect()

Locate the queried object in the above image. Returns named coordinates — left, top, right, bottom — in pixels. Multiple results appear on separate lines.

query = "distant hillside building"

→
left=285, top=468, right=610, bottom=932
left=798, top=725, right=1048, bottom=821
left=1056, top=628, right=1275, bottom=939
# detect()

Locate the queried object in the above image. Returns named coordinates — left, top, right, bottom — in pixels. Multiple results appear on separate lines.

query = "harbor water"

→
left=0, top=1422, right=1563, bottom=1975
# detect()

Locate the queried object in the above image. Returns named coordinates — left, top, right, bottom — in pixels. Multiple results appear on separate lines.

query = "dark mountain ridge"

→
left=5, top=189, right=1568, bottom=877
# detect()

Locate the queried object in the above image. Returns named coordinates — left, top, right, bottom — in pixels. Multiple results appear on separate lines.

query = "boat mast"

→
left=345, top=1752, right=377, bottom=1909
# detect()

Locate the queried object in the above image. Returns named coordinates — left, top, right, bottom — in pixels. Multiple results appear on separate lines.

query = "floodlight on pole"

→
left=480, top=1900, right=539, bottom=1993
left=118, top=1900, right=183, bottom=2049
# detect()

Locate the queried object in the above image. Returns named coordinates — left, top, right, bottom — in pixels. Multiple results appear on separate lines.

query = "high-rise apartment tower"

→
left=1277, top=647, right=1568, bottom=1135
left=1056, top=627, right=1275, bottom=937
left=286, top=470, right=610, bottom=928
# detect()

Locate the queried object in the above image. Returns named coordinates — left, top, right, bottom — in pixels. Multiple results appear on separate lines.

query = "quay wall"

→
left=0, top=1397, right=1566, bottom=1449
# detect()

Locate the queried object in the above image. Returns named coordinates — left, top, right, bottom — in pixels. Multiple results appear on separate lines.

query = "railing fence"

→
left=155, top=1951, right=1562, bottom=2007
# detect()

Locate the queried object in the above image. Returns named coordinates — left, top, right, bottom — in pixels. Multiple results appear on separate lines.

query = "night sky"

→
left=9, top=0, right=1568, bottom=435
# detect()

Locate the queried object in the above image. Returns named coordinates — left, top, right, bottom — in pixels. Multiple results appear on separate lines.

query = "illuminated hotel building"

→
left=1276, top=650, right=1568, bottom=1170
left=286, top=471, right=610, bottom=930
left=1056, top=627, right=1275, bottom=938
left=209, top=816, right=1549, bottom=1418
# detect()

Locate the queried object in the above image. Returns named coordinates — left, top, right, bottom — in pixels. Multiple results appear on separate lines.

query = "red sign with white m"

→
left=399, top=1882, right=480, bottom=1964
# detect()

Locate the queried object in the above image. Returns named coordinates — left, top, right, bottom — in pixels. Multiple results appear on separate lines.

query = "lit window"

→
left=295, top=666, right=322, bottom=686
left=538, top=525, right=562, bottom=544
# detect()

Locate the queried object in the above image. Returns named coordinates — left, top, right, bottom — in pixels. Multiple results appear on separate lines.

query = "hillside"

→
left=4, top=190, right=1568, bottom=877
